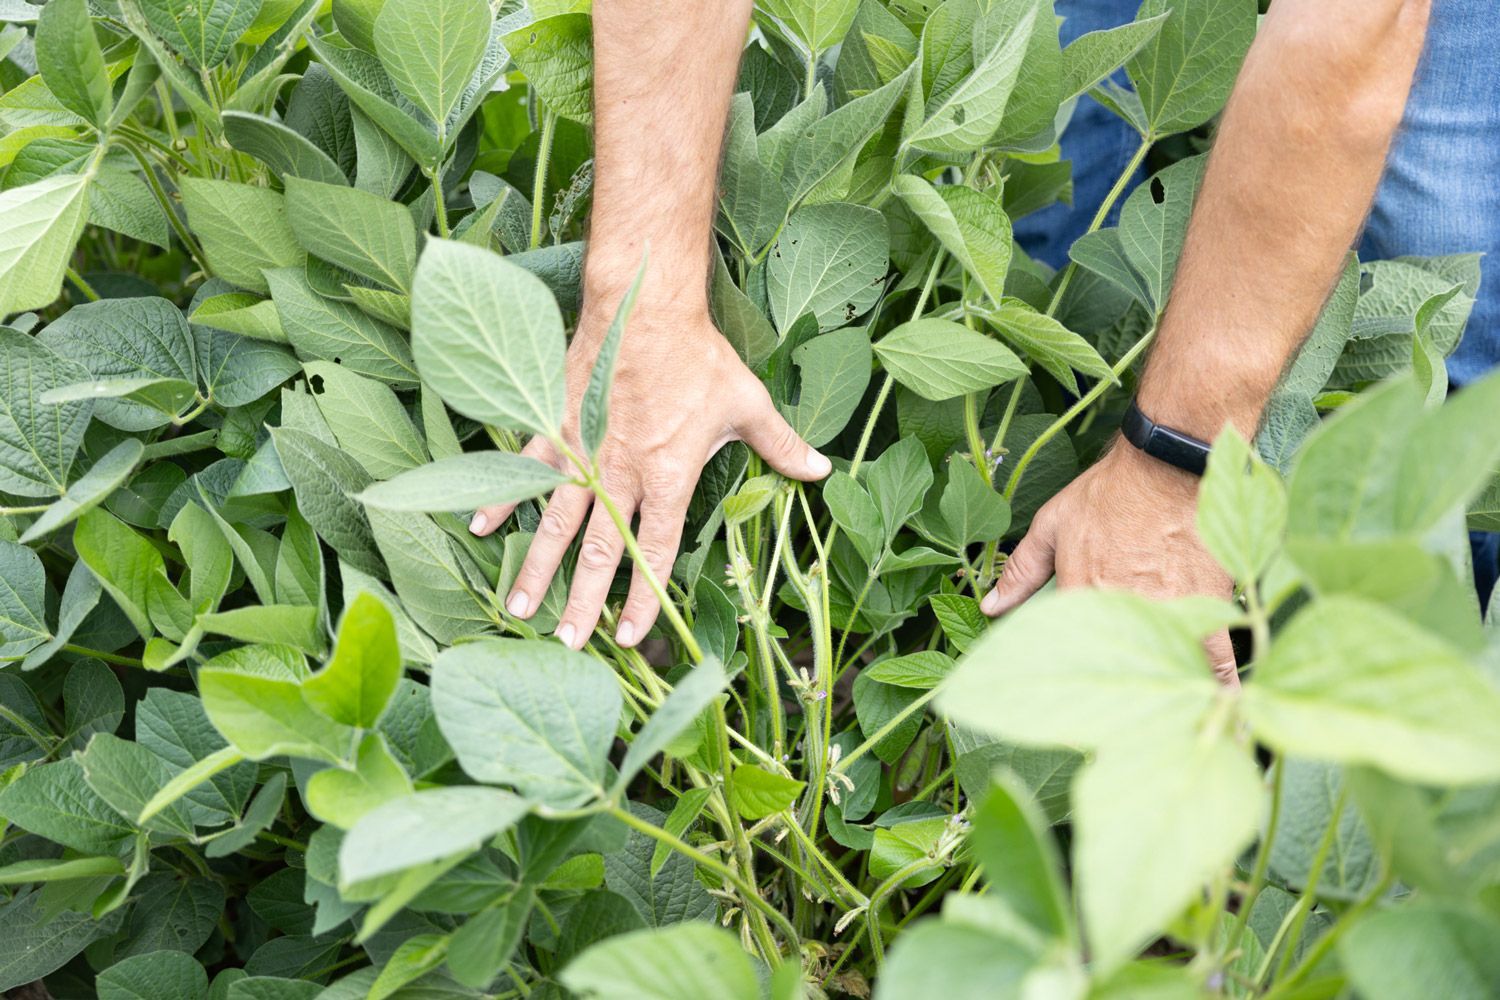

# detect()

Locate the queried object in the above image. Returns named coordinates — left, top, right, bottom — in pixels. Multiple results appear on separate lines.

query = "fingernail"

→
left=616, top=620, right=636, bottom=647
left=507, top=591, right=531, bottom=617
left=980, top=591, right=1001, bottom=616
left=806, top=448, right=832, bottom=478
left=556, top=622, right=576, bottom=648
left=469, top=511, right=488, bottom=535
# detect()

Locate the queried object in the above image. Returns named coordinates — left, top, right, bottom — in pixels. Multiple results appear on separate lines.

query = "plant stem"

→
left=123, top=141, right=211, bottom=276
left=1256, top=784, right=1347, bottom=987
left=832, top=687, right=939, bottom=775
left=0, top=703, right=55, bottom=752
left=530, top=108, right=557, bottom=250
left=66, top=267, right=100, bottom=301
left=1224, top=755, right=1284, bottom=967
left=1002, top=325, right=1157, bottom=501
left=607, top=804, right=795, bottom=953
left=64, top=644, right=145, bottom=668
left=429, top=168, right=450, bottom=238
left=1042, top=136, right=1151, bottom=319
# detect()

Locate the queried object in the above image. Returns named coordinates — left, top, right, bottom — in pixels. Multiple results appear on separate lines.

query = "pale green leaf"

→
left=875, top=318, right=1026, bottom=401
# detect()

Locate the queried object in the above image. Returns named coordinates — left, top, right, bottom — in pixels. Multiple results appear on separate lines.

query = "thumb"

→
left=981, top=511, right=1058, bottom=617
left=1205, top=629, right=1241, bottom=688
left=735, top=389, right=832, bottom=481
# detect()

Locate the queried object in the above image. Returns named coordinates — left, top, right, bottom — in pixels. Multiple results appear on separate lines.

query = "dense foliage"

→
left=1, top=0, right=1498, bottom=997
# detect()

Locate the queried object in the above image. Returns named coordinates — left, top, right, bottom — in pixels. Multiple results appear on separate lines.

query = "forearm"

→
left=585, top=0, right=753, bottom=315
left=1138, top=0, right=1431, bottom=438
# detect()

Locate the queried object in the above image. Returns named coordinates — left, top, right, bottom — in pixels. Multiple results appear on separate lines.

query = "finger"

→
left=506, top=484, right=592, bottom=620
left=981, top=507, right=1059, bottom=617
left=733, top=383, right=832, bottom=481
left=555, top=495, right=633, bottom=650
left=615, top=484, right=692, bottom=648
left=1205, top=629, right=1241, bottom=688
left=471, top=437, right=559, bottom=536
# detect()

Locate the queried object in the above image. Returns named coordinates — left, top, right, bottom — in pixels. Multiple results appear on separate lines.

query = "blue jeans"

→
left=1018, top=0, right=1500, bottom=605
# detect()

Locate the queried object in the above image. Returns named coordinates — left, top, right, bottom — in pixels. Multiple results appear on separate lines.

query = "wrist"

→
left=1102, top=436, right=1201, bottom=504
left=582, top=240, right=712, bottom=323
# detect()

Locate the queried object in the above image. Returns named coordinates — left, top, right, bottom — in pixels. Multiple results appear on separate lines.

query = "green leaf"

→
left=1116, top=155, right=1206, bottom=313
left=411, top=239, right=567, bottom=436
left=977, top=301, right=1113, bottom=397
left=136, top=0, right=262, bottom=69
left=189, top=292, right=286, bottom=343
left=939, top=459, right=1010, bottom=548
left=99, top=951, right=209, bottom=1000
left=869, top=816, right=946, bottom=888
left=0, top=539, right=49, bottom=659
left=905, top=5, right=1037, bottom=154
left=969, top=770, right=1070, bottom=941
left=1076, top=731, right=1262, bottom=972
left=1060, top=11, right=1169, bottom=101
left=266, top=267, right=416, bottom=385
left=729, top=764, right=805, bottom=819
left=875, top=916, right=1040, bottom=999
left=930, top=594, right=986, bottom=654
left=892, top=175, right=1011, bottom=307
left=875, top=319, right=1026, bottom=401
left=137, top=744, right=244, bottom=826
left=339, top=785, right=528, bottom=884
left=366, top=934, right=447, bottom=1000
left=0, top=855, right=125, bottom=884
left=36, top=0, right=111, bottom=127
left=431, top=639, right=621, bottom=808
left=74, top=508, right=194, bottom=641
left=780, top=326, right=873, bottom=448
left=941, top=590, right=1223, bottom=749
left=1126, top=0, right=1256, bottom=137
left=223, top=111, right=348, bottom=186
left=305, top=731, right=412, bottom=828
left=716, top=94, right=786, bottom=257
left=310, top=36, right=440, bottom=169
left=504, top=13, right=594, bottom=124
left=302, top=592, right=402, bottom=727
left=199, top=659, right=356, bottom=764
left=825, top=471, right=884, bottom=565
left=617, top=656, right=730, bottom=790
left=77, top=732, right=197, bottom=840
left=271, top=426, right=384, bottom=578
left=357, top=451, right=571, bottom=513
left=767, top=202, right=889, bottom=333
left=374, top=0, right=491, bottom=135
left=651, top=786, right=714, bottom=879
left=0, top=328, right=92, bottom=499
left=197, top=605, right=325, bottom=655
left=1341, top=902, right=1500, bottom=1000
left=180, top=179, right=303, bottom=295
left=301, top=361, right=425, bottom=478
left=774, top=68, right=913, bottom=209
left=1243, top=597, right=1500, bottom=785
left=758, top=0, right=858, bottom=55
left=0, top=757, right=134, bottom=854
left=0, top=891, right=120, bottom=992
left=862, top=650, right=955, bottom=690
left=1267, top=758, right=1380, bottom=901
left=559, top=923, right=760, bottom=1000
left=581, top=257, right=646, bottom=457
left=284, top=177, right=416, bottom=292
left=88, top=166, right=171, bottom=249
left=1196, top=426, right=1286, bottom=584
left=0, top=174, right=91, bottom=314
left=367, top=508, right=491, bottom=644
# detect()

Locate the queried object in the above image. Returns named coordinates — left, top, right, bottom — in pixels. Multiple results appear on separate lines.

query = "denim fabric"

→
left=1010, top=0, right=1147, bottom=270
left=1017, top=0, right=1500, bottom=385
left=1359, top=0, right=1500, bottom=387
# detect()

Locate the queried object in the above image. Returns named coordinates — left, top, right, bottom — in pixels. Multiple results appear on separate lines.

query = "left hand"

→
left=980, top=442, right=1239, bottom=686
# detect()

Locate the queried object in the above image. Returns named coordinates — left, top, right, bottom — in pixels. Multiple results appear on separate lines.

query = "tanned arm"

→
left=472, top=0, right=831, bottom=651
left=983, top=0, right=1433, bottom=683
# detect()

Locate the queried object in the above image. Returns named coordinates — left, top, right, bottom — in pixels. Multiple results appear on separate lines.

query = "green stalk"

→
left=530, top=108, right=557, bottom=249
left=1223, top=756, right=1284, bottom=969
left=1042, top=136, right=1151, bottom=320
left=1255, top=784, right=1347, bottom=987
left=0, top=703, right=55, bottom=752
left=1002, top=325, right=1157, bottom=501
left=66, top=267, right=100, bottom=301
left=429, top=168, right=450, bottom=238
left=832, top=687, right=939, bottom=775
left=123, top=142, right=211, bottom=276
left=606, top=804, right=796, bottom=955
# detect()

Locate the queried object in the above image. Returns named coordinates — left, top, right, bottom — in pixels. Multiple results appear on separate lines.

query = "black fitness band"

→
left=1120, top=401, right=1211, bottom=476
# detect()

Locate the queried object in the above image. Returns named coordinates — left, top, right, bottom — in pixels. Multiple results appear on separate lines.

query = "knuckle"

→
left=577, top=534, right=620, bottom=572
left=537, top=506, right=576, bottom=542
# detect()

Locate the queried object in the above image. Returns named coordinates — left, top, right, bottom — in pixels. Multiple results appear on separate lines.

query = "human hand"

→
left=469, top=290, right=831, bottom=651
left=980, top=443, right=1239, bottom=685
